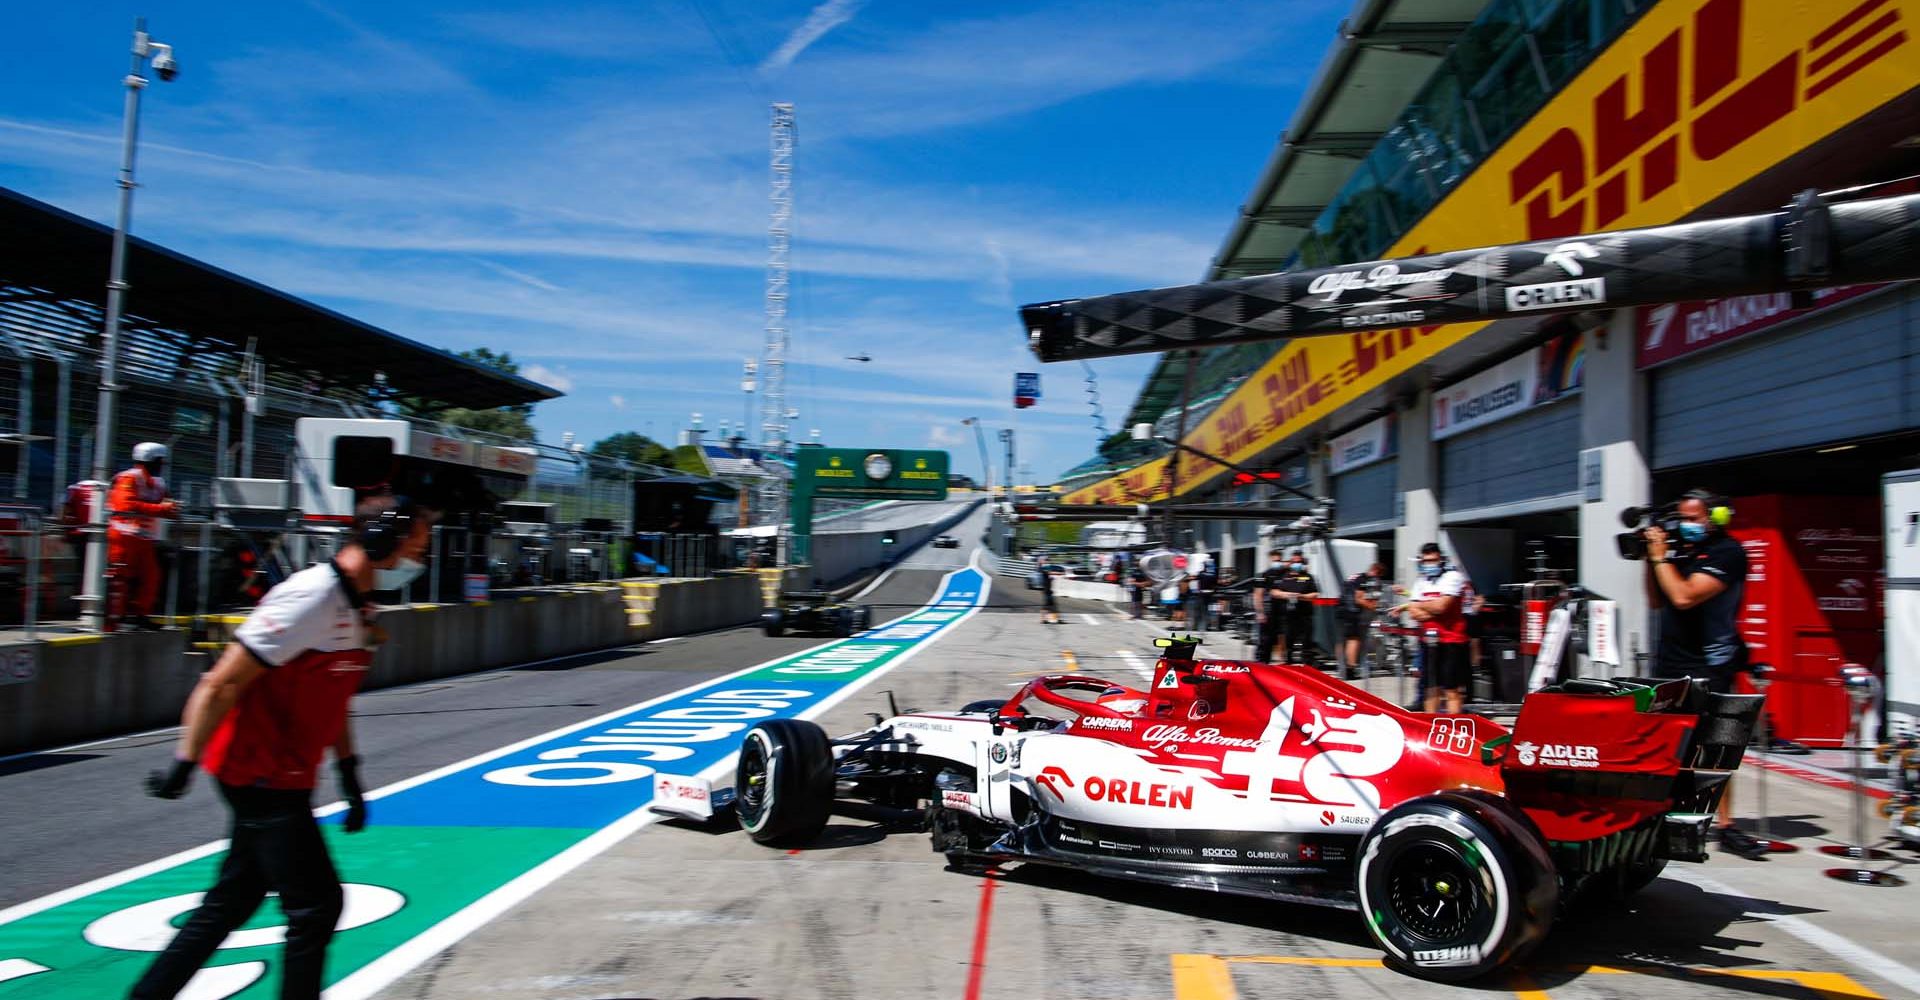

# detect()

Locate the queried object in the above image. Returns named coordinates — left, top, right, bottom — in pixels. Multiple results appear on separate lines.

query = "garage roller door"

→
left=1333, top=460, right=1397, bottom=527
left=1440, top=400, right=1580, bottom=513
left=1653, top=286, right=1916, bottom=469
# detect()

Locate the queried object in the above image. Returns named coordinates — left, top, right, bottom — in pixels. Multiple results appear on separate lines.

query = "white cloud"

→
left=927, top=423, right=968, bottom=448
left=609, top=394, right=627, bottom=410
left=522, top=363, right=575, bottom=393
left=760, top=0, right=866, bottom=75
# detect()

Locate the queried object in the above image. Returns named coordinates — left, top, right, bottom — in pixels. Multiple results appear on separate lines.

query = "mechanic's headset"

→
left=1681, top=489, right=1735, bottom=529
left=357, top=499, right=418, bottom=561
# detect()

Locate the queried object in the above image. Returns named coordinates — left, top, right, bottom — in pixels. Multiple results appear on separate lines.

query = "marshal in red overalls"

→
left=109, top=442, right=178, bottom=627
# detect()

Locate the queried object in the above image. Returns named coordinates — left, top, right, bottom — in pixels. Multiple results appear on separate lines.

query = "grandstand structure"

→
left=0, top=184, right=666, bottom=524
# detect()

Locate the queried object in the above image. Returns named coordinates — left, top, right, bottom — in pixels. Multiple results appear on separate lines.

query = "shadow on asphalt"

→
left=0, top=752, right=105, bottom=778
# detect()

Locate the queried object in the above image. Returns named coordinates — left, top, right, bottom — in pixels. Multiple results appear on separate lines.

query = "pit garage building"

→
left=1058, top=0, right=1920, bottom=742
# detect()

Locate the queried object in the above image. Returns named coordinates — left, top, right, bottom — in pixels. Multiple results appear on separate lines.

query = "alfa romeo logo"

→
left=990, top=743, right=1008, bottom=764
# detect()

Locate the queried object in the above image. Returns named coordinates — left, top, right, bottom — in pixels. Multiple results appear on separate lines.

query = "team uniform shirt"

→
left=202, top=561, right=374, bottom=790
left=1412, top=568, right=1469, bottom=644
left=1657, top=534, right=1749, bottom=676
left=1275, top=570, right=1317, bottom=615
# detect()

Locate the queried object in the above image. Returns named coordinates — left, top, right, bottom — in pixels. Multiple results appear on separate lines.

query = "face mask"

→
left=1678, top=522, right=1708, bottom=542
left=374, top=557, right=425, bottom=592
left=1290, top=562, right=1305, bottom=571
left=1419, top=562, right=1443, bottom=580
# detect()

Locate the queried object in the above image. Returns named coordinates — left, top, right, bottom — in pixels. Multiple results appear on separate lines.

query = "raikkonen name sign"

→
left=1060, top=0, right=1916, bottom=506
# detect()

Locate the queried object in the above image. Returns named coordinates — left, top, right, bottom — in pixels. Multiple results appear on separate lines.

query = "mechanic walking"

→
left=133, top=496, right=434, bottom=1000
left=1038, top=558, right=1063, bottom=625
left=1644, top=490, right=1768, bottom=860
left=109, top=442, right=180, bottom=631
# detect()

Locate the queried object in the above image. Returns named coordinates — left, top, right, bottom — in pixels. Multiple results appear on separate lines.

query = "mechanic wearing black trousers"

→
left=1644, top=489, right=1768, bottom=860
left=1254, top=551, right=1316, bottom=663
left=134, top=497, right=435, bottom=999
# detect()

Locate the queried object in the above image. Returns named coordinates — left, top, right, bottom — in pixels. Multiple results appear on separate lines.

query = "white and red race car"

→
left=665, top=637, right=1760, bottom=980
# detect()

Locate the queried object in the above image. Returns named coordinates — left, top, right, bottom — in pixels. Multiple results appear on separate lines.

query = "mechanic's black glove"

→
left=146, top=757, right=195, bottom=800
left=336, top=755, right=369, bottom=833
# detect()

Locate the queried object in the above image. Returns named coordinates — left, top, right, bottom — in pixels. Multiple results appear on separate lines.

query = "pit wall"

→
left=0, top=569, right=807, bottom=756
left=804, top=498, right=985, bottom=587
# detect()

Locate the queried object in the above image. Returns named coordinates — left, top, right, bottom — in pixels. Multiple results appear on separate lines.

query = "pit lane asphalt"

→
left=372, top=564, right=1920, bottom=1000
left=0, top=530, right=999, bottom=911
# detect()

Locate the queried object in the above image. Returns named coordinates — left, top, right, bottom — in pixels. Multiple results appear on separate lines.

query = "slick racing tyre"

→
left=736, top=719, right=835, bottom=847
left=1356, top=790, right=1557, bottom=982
left=855, top=605, right=873, bottom=630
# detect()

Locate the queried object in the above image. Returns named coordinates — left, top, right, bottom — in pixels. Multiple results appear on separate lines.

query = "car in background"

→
left=761, top=592, right=872, bottom=638
left=933, top=535, right=960, bottom=549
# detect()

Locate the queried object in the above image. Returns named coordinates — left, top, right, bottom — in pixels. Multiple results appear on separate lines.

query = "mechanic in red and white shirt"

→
left=1404, top=542, right=1470, bottom=715
left=134, top=496, right=433, bottom=1000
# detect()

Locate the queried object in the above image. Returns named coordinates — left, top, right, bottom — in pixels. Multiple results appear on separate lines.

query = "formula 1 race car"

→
left=932, top=534, right=961, bottom=549
left=721, top=636, right=1761, bottom=980
left=761, top=591, right=873, bottom=638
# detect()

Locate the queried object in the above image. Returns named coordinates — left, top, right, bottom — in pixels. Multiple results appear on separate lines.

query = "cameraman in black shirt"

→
left=1644, top=489, right=1766, bottom=860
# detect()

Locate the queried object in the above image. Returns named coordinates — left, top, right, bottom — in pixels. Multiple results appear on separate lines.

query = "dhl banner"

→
left=1064, top=0, right=1917, bottom=505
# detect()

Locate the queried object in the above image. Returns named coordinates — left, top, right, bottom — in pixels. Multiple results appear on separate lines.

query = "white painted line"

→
left=1667, top=870, right=1920, bottom=995
left=1117, top=650, right=1152, bottom=680
left=1079, top=613, right=1103, bottom=627
left=0, top=840, right=231, bottom=926
left=325, top=561, right=994, bottom=1000
left=850, top=561, right=902, bottom=600
left=645, top=636, right=681, bottom=645
left=0, top=568, right=983, bottom=929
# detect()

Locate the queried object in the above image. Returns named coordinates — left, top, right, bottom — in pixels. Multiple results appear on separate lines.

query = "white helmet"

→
left=132, top=442, right=168, bottom=464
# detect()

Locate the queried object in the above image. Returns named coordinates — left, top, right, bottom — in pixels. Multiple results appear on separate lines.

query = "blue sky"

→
left=1, top=0, right=1346, bottom=481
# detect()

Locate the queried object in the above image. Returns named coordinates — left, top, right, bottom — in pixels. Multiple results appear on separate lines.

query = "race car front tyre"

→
left=736, top=719, right=835, bottom=847
left=1356, top=790, right=1557, bottom=982
left=855, top=605, right=873, bottom=630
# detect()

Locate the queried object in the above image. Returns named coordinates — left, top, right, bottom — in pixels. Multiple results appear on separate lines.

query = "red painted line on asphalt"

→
left=962, top=874, right=1000, bottom=1000
left=786, top=848, right=803, bottom=855
left=1752, top=756, right=1891, bottom=799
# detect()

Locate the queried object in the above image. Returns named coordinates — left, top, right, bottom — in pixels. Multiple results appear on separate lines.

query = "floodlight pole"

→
left=84, top=18, right=172, bottom=631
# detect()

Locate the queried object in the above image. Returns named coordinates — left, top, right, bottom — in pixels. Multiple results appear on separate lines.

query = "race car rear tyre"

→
left=1356, top=790, right=1557, bottom=982
left=736, top=719, right=835, bottom=847
left=765, top=622, right=785, bottom=637
left=855, top=605, right=873, bottom=630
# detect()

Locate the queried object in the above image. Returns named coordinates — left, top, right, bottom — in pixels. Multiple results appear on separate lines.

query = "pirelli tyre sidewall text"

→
left=1356, top=790, right=1557, bottom=982
left=736, top=720, right=835, bottom=846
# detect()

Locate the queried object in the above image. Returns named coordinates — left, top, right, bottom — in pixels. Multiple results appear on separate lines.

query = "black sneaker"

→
left=1717, top=826, right=1769, bottom=860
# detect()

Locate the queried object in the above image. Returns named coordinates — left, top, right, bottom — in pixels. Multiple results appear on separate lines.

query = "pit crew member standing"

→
left=1644, top=489, right=1766, bottom=860
left=1340, top=562, right=1385, bottom=676
left=1275, top=552, right=1319, bottom=665
left=1404, top=543, right=1469, bottom=715
left=109, top=442, right=180, bottom=630
left=133, top=497, right=434, bottom=1000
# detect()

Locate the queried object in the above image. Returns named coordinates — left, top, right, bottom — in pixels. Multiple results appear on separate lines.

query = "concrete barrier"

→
left=1053, top=577, right=1128, bottom=603
left=0, top=569, right=799, bottom=755
left=0, top=632, right=204, bottom=756
left=1, top=503, right=981, bottom=754
left=807, top=498, right=984, bottom=586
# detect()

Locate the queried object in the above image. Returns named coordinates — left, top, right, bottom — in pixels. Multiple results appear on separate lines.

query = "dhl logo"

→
left=1510, top=0, right=1909, bottom=240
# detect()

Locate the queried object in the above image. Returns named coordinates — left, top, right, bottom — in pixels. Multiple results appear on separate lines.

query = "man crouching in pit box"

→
left=132, top=496, right=435, bottom=1000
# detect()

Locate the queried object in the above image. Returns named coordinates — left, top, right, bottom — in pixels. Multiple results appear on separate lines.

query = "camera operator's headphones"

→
left=356, top=497, right=417, bottom=561
left=1682, top=489, right=1734, bottom=528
